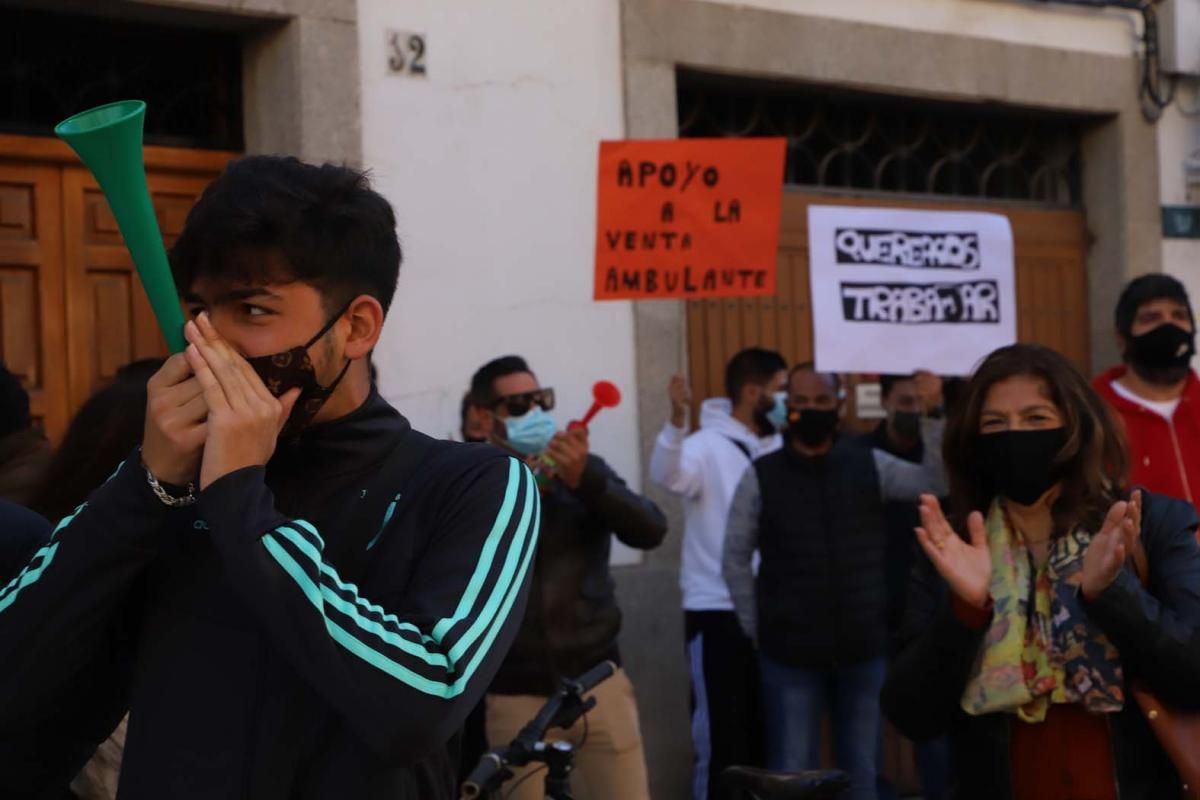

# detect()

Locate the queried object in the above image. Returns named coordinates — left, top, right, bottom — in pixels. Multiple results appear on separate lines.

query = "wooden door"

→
left=686, top=191, right=1090, bottom=424
left=62, top=167, right=215, bottom=409
left=0, top=163, right=69, bottom=437
left=0, top=134, right=235, bottom=442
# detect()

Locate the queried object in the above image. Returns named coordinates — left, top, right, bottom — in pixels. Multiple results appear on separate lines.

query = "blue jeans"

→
left=759, top=654, right=887, bottom=800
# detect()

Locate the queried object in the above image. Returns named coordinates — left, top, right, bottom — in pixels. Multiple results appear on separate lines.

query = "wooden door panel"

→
left=0, top=135, right=233, bottom=445
left=63, top=166, right=213, bottom=407
left=685, top=191, right=1090, bottom=424
left=0, top=162, right=68, bottom=439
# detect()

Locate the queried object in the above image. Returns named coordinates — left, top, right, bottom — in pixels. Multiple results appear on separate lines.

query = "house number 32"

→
left=388, top=31, right=427, bottom=77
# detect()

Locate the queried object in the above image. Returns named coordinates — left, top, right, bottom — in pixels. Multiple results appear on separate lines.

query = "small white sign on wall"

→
left=807, top=205, right=1017, bottom=376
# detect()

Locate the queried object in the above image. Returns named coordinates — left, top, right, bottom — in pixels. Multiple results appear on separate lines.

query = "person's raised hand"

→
left=184, top=313, right=300, bottom=490
left=544, top=428, right=590, bottom=490
left=915, top=494, right=992, bottom=609
left=913, top=370, right=945, bottom=415
left=668, top=375, right=692, bottom=428
left=1082, top=499, right=1134, bottom=602
left=141, top=353, right=208, bottom=486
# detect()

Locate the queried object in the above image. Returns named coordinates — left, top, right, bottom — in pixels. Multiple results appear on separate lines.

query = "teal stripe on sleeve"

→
left=447, top=463, right=537, bottom=662
left=432, top=458, right=522, bottom=640
left=0, top=495, right=90, bottom=614
left=0, top=542, right=60, bottom=614
left=259, top=459, right=540, bottom=695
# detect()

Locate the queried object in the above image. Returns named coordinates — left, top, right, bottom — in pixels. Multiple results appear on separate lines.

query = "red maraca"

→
left=568, top=381, right=622, bottom=431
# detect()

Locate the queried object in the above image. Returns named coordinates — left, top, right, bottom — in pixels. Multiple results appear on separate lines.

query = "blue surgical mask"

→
left=766, top=391, right=789, bottom=431
left=503, top=407, right=557, bottom=456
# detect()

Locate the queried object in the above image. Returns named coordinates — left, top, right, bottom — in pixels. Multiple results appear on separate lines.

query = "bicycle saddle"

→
left=720, top=766, right=850, bottom=800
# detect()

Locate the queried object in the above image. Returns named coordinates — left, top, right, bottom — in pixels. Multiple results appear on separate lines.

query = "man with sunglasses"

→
left=467, top=355, right=667, bottom=800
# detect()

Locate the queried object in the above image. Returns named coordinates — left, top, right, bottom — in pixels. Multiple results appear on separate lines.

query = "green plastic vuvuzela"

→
left=56, top=100, right=186, bottom=353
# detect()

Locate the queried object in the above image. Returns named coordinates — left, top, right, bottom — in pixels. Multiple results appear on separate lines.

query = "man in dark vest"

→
left=722, top=363, right=944, bottom=800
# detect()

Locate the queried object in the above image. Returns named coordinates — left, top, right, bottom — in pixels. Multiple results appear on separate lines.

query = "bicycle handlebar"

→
left=569, top=659, right=616, bottom=695
left=461, top=753, right=506, bottom=799
left=459, top=661, right=618, bottom=799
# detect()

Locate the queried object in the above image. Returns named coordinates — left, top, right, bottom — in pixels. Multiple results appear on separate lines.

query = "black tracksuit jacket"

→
left=0, top=392, right=539, bottom=799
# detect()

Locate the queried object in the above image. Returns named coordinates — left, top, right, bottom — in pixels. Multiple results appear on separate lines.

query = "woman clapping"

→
left=883, top=344, right=1200, bottom=800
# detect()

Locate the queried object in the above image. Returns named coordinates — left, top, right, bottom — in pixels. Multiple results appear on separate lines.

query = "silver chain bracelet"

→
left=145, top=466, right=198, bottom=508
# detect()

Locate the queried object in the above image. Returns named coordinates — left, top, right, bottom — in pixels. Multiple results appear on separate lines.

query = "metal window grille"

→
left=677, top=69, right=1087, bottom=207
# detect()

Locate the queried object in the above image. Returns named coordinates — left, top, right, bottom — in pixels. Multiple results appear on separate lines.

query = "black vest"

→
left=754, top=436, right=889, bottom=669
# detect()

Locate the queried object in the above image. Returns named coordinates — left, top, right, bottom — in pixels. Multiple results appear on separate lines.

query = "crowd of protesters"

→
left=1, top=153, right=1199, bottom=800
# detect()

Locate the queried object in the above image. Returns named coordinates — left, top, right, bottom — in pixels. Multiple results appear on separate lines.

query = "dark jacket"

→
left=882, top=491, right=1200, bottom=800
left=0, top=428, right=52, bottom=507
left=868, top=422, right=928, bottom=642
left=0, top=502, right=85, bottom=800
left=0, top=393, right=538, bottom=800
left=0, top=500, right=50, bottom=581
left=723, top=424, right=944, bottom=670
left=490, top=455, right=666, bottom=695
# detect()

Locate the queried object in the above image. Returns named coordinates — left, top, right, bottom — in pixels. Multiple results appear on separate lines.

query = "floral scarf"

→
left=961, top=501, right=1125, bottom=722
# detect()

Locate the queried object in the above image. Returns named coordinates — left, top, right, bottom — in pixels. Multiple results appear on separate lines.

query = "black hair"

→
left=788, top=362, right=843, bottom=396
left=1114, top=273, right=1194, bottom=339
left=470, top=356, right=534, bottom=407
left=29, top=358, right=164, bottom=523
left=879, top=373, right=916, bottom=400
left=724, top=348, right=788, bottom=402
left=460, top=392, right=474, bottom=438
left=460, top=391, right=486, bottom=443
left=170, top=155, right=402, bottom=315
left=0, top=362, right=30, bottom=438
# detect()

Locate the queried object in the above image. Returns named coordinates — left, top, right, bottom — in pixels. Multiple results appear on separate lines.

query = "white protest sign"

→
left=807, top=205, right=1016, bottom=376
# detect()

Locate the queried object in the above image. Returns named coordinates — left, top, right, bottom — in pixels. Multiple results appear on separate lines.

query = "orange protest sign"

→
left=594, top=138, right=786, bottom=301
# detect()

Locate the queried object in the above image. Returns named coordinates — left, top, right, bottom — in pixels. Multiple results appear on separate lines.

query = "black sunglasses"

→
left=492, top=388, right=556, bottom=417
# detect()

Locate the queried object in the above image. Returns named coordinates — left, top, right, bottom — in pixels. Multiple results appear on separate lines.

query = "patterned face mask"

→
left=245, top=303, right=352, bottom=438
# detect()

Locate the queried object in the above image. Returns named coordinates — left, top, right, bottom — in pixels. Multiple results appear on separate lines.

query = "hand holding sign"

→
left=914, top=370, right=944, bottom=414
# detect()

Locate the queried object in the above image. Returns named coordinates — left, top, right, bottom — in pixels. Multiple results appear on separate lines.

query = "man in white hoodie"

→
left=649, top=347, right=788, bottom=800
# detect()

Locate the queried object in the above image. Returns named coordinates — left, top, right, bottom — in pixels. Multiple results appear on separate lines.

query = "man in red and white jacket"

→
left=1094, top=274, right=1200, bottom=511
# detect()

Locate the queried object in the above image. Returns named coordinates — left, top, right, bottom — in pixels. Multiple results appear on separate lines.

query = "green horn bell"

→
left=56, top=100, right=187, bottom=354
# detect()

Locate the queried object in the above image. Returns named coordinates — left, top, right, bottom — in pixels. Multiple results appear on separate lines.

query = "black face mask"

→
left=890, top=410, right=922, bottom=441
left=1128, top=323, right=1196, bottom=386
left=976, top=427, right=1068, bottom=506
left=787, top=408, right=839, bottom=448
left=245, top=304, right=352, bottom=439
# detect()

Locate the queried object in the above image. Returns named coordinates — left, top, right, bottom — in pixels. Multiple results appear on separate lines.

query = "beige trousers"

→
left=69, top=714, right=127, bottom=800
left=485, top=668, right=651, bottom=800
